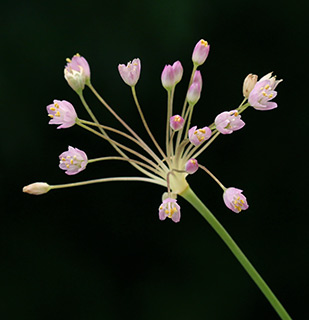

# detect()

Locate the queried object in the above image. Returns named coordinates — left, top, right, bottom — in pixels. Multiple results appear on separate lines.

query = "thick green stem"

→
left=180, top=187, right=292, bottom=320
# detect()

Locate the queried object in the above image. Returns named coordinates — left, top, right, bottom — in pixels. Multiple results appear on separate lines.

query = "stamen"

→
left=201, top=40, right=208, bottom=46
left=61, top=157, right=66, bottom=161
left=48, top=114, right=54, bottom=118
left=54, top=103, right=59, bottom=108
left=66, top=164, right=70, bottom=168
left=66, top=58, right=71, bottom=63
left=55, top=111, right=60, bottom=117
left=50, top=107, right=56, bottom=111
left=198, top=129, right=206, bottom=134
left=264, top=84, right=270, bottom=90
left=70, top=159, right=74, bottom=164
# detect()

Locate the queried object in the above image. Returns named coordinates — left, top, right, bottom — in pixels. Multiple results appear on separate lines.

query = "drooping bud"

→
left=243, top=73, right=258, bottom=98
left=46, top=100, right=77, bottom=129
left=192, top=39, right=210, bottom=66
left=185, top=159, right=199, bottom=174
left=170, top=115, right=184, bottom=131
left=215, top=110, right=245, bottom=134
left=59, top=146, right=88, bottom=175
left=118, top=58, right=141, bottom=87
left=23, top=182, right=50, bottom=195
left=223, top=187, right=249, bottom=213
left=64, top=54, right=90, bottom=93
left=161, top=61, right=183, bottom=90
left=188, top=126, right=212, bottom=146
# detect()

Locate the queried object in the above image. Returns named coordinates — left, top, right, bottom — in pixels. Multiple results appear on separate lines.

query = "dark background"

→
left=1, top=0, right=308, bottom=319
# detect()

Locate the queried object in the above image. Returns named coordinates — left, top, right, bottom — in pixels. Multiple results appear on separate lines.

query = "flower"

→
left=59, top=146, right=88, bottom=175
left=64, top=54, right=90, bottom=92
left=248, top=72, right=282, bottom=111
left=223, top=187, right=249, bottom=213
left=243, top=73, right=258, bottom=98
left=192, top=39, right=210, bottom=66
left=185, top=159, right=199, bottom=174
left=159, top=198, right=181, bottom=223
left=118, top=58, right=141, bottom=87
left=215, top=110, right=245, bottom=134
left=188, top=126, right=212, bottom=146
left=170, top=115, right=184, bottom=131
left=23, top=182, right=50, bottom=195
left=46, top=100, right=77, bottom=129
left=161, top=61, right=183, bottom=90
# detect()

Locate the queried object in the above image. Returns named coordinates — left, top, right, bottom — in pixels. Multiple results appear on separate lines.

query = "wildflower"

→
left=215, top=110, right=245, bottom=134
left=192, top=39, right=210, bottom=66
left=248, top=72, right=282, bottom=111
left=159, top=198, right=181, bottom=222
left=185, top=159, right=199, bottom=174
left=59, top=146, right=88, bottom=175
left=118, top=58, right=141, bottom=87
left=170, top=115, right=184, bottom=131
left=188, top=126, right=212, bottom=146
left=243, top=73, right=258, bottom=98
left=46, top=100, right=77, bottom=129
left=223, top=187, right=249, bottom=213
left=23, top=182, right=50, bottom=195
left=64, top=54, right=90, bottom=92
left=161, top=61, right=183, bottom=90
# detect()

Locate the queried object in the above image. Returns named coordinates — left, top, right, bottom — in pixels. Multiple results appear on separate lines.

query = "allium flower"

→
left=192, top=39, right=210, bottom=66
left=188, top=126, right=212, bottom=146
left=64, top=54, right=90, bottom=92
left=215, top=110, right=245, bottom=134
left=185, top=159, right=199, bottom=174
left=59, top=146, right=88, bottom=175
left=243, top=73, right=258, bottom=98
left=46, top=100, right=77, bottom=129
left=170, top=115, right=184, bottom=131
left=159, top=198, right=181, bottom=223
left=223, top=187, right=249, bottom=213
left=161, top=61, right=183, bottom=90
left=23, top=182, right=50, bottom=195
left=118, top=58, right=141, bottom=87
left=248, top=72, right=282, bottom=111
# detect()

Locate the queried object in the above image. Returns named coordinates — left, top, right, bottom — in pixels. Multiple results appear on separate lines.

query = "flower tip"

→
left=192, top=39, right=210, bottom=66
left=23, top=182, right=50, bottom=195
left=185, top=159, right=199, bottom=174
left=118, top=58, right=141, bottom=87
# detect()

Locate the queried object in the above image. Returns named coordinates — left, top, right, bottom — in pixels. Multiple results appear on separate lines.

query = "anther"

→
left=48, top=114, right=54, bottom=118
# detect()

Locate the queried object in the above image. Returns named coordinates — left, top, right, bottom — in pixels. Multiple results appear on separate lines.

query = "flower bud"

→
left=185, top=158, right=199, bottom=174
left=161, top=61, right=183, bottom=90
left=64, top=54, right=90, bottom=93
left=118, top=58, right=141, bottom=87
left=192, top=39, right=210, bottom=66
left=187, top=82, right=201, bottom=105
left=23, top=182, right=50, bottom=195
left=170, top=115, right=184, bottom=131
left=243, top=73, right=258, bottom=98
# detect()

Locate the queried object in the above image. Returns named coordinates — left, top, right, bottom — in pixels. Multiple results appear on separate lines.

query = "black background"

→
left=1, top=0, right=308, bottom=319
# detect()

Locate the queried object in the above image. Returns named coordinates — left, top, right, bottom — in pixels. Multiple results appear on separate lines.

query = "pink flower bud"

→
left=243, top=73, right=258, bottom=98
left=248, top=72, right=283, bottom=111
left=64, top=54, right=90, bottom=92
left=161, top=61, right=183, bottom=90
left=185, top=158, right=199, bottom=174
left=223, top=187, right=249, bottom=213
left=118, top=58, right=141, bottom=87
left=159, top=198, right=181, bottom=223
left=215, top=110, right=245, bottom=134
left=23, top=182, right=50, bottom=195
left=192, top=70, right=203, bottom=89
left=46, top=100, right=77, bottom=129
left=192, top=39, right=210, bottom=66
left=188, top=126, right=212, bottom=146
left=59, top=146, right=88, bottom=175
left=187, top=82, right=201, bottom=105
left=170, top=115, right=184, bottom=131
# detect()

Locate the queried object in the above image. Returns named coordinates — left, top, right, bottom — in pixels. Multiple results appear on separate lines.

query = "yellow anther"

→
left=240, top=199, right=245, bottom=204
left=198, top=136, right=205, bottom=141
left=175, top=116, right=181, bottom=122
left=264, top=84, right=270, bottom=90
left=62, top=157, right=66, bottom=161
left=268, top=94, right=273, bottom=98
left=260, top=87, right=264, bottom=90
left=66, top=58, right=71, bottom=63
left=48, top=114, right=54, bottom=118
left=50, top=107, right=56, bottom=111
left=234, top=112, right=239, bottom=116
left=160, top=206, right=163, bottom=210
left=66, top=164, right=70, bottom=168
left=173, top=207, right=177, bottom=213
left=73, top=155, right=77, bottom=159
left=54, top=103, right=59, bottom=108
left=165, top=209, right=169, bottom=214
left=75, top=53, right=80, bottom=57
left=201, top=40, right=208, bottom=46
left=70, top=159, right=74, bottom=164
left=262, top=92, right=268, bottom=97
left=198, top=129, right=206, bottom=133
left=55, top=111, right=60, bottom=117
left=191, top=159, right=196, bottom=164
left=66, top=156, right=71, bottom=159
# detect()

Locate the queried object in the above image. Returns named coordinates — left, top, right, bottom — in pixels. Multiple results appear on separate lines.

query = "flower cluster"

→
left=23, top=39, right=282, bottom=224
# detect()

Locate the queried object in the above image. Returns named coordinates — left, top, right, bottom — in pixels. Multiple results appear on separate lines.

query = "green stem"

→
left=180, top=187, right=292, bottom=320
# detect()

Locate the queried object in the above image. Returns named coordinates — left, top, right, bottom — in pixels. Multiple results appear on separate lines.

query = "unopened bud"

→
left=23, top=182, right=50, bottom=195
left=243, top=73, right=258, bottom=98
